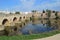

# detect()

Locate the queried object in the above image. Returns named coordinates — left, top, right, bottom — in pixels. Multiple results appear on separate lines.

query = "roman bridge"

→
left=0, top=11, right=60, bottom=32
left=0, top=11, right=60, bottom=26
left=0, top=14, right=32, bottom=26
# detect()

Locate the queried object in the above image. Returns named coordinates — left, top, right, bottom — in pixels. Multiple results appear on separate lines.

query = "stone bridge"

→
left=0, top=11, right=60, bottom=26
left=0, top=14, right=32, bottom=26
left=0, top=11, right=60, bottom=32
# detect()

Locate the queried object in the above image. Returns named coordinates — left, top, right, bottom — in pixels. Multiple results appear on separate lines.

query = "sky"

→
left=0, top=0, right=60, bottom=12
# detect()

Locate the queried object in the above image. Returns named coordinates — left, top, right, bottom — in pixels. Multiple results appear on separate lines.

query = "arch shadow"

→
left=2, top=19, right=8, bottom=25
left=13, top=17, right=17, bottom=21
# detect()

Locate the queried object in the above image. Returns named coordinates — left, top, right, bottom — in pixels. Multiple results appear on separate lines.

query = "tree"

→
left=55, top=12, right=57, bottom=16
left=52, top=11, right=55, bottom=13
left=43, top=10, right=45, bottom=13
left=41, top=14, right=43, bottom=17
left=32, top=10, right=37, bottom=12
left=15, top=12, right=20, bottom=14
left=10, top=12, right=12, bottom=14
left=46, top=9, right=49, bottom=12
left=46, top=9, right=51, bottom=18
left=55, top=11, right=59, bottom=19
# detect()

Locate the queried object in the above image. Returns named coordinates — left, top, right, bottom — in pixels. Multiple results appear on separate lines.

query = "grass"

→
left=0, top=30, right=60, bottom=40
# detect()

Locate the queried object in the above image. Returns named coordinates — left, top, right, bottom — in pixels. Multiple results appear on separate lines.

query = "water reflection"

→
left=0, top=19, right=60, bottom=36
left=46, top=19, right=51, bottom=27
left=20, top=19, right=60, bottom=35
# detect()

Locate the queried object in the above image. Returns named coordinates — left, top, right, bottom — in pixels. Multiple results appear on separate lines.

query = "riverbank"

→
left=0, top=30, right=60, bottom=40
left=34, top=34, right=60, bottom=40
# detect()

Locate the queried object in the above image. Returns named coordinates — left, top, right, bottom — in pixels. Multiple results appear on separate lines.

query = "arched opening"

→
left=13, top=17, right=17, bottom=21
left=23, top=23, right=25, bottom=26
left=23, top=16, right=25, bottom=19
left=19, top=17, right=22, bottom=21
left=2, top=19, right=8, bottom=25
left=20, top=24, right=22, bottom=28
left=14, top=27, right=17, bottom=31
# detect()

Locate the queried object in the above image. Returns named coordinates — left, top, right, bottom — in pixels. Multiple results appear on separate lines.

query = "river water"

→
left=0, top=19, right=60, bottom=35
left=20, top=19, right=60, bottom=35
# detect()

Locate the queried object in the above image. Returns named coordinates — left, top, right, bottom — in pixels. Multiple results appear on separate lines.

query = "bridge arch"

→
left=23, top=16, right=25, bottom=19
left=2, top=19, right=8, bottom=25
left=13, top=17, right=17, bottom=21
left=19, top=17, right=22, bottom=21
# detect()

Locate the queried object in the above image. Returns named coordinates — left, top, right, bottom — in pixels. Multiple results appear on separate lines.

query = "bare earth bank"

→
left=34, top=34, right=60, bottom=40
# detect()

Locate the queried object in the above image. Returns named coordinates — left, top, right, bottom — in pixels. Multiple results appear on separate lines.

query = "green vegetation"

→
left=15, top=12, right=20, bottom=14
left=43, top=10, right=45, bottom=13
left=46, top=9, right=51, bottom=18
left=10, top=12, right=12, bottom=14
left=52, top=11, right=56, bottom=13
left=25, top=19, right=30, bottom=22
left=32, top=10, right=37, bottom=13
left=46, top=19, right=51, bottom=27
left=0, top=30, right=60, bottom=40
left=31, top=15, right=35, bottom=20
left=4, top=26, right=16, bottom=36
left=55, top=11, right=59, bottom=19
